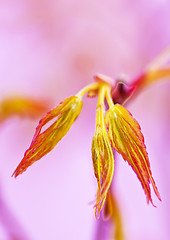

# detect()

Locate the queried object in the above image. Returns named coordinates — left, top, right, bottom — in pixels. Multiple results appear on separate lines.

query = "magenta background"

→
left=0, top=0, right=170, bottom=239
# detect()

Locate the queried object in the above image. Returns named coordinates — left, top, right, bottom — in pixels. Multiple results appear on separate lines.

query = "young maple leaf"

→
left=91, top=84, right=115, bottom=219
left=92, top=121, right=114, bottom=218
left=0, top=96, right=48, bottom=122
left=12, top=96, right=83, bottom=177
left=105, top=104, right=161, bottom=205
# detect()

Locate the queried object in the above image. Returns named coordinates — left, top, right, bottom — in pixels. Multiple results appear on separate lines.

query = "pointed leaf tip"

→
left=91, top=126, right=114, bottom=217
left=12, top=96, right=83, bottom=177
left=105, top=104, right=161, bottom=205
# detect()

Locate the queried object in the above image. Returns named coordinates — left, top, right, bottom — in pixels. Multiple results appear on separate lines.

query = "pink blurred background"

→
left=0, top=0, right=170, bottom=239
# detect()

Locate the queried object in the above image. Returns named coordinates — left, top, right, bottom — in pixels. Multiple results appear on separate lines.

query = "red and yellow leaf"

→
left=0, top=96, right=49, bottom=122
left=91, top=124, right=114, bottom=218
left=12, top=96, right=83, bottom=177
left=105, top=104, right=161, bottom=205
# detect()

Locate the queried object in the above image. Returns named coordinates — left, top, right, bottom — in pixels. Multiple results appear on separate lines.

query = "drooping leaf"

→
left=0, top=96, right=49, bottom=122
left=12, top=96, right=83, bottom=177
left=92, top=125, right=114, bottom=218
left=105, top=104, right=161, bottom=205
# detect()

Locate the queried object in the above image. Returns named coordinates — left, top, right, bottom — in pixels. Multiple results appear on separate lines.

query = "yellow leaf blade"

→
left=105, top=104, right=161, bottom=204
left=91, top=125, right=115, bottom=218
left=12, top=96, right=83, bottom=177
left=0, top=96, right=49, bottom=122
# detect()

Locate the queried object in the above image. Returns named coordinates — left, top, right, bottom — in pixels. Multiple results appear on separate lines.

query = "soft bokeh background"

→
left=0, top=0, right=170, bottom=239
